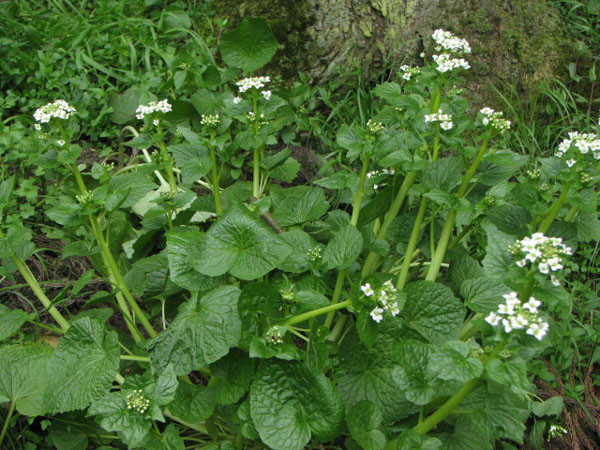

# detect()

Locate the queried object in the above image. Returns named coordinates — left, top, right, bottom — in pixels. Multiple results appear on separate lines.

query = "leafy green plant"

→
left=2, top=19, right=599, bottom=450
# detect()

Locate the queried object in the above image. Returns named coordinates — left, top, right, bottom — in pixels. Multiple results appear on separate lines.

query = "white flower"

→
left=566, top=159, right=577, bottom=167
left=440, top=121, right=453, bottom=130
left=551, top=275, right=560, bottom=286
left=526, top=321, right=549, bottom=340
left=233, top=96, right=242, bottom=104
left=370, top=307, right=384, bottom=323
left=498, top=303, right=515, bottom=315
left=538, top=262, right=549, bottom=274
left=361, top=283, right=374, bottom=297
left=523, top=297, right=541, bottom=313
left=432, top=53, right=470, bottom=73
left=34, top=124, right=42, bottom=131
left=261, top=90, right=271, bottom=100
left=236, top=76, right=270, bottom=93
left=431, top=29, right=471, bottom=54
left=502, top=319, right=513, bottom=333
left=33, top=100, right=77, bottom=123
left=485, top=312, right=501, bottom=326
left=201, top=114, right=220, bottom=126
left=135, top=99, right=172, bottom=120
left=153, top=119, right=160, bottom=126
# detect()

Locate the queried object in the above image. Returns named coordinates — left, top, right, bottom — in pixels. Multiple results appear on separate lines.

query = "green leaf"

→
left=167, top=231, right=223, bottom=291
left=429, top=341, right=483, bottom=383
left=337, top=330, right=416, bottom=422
left=0, top=305, right=33, bottom=341
left=482, top=223, right=516, bottom=277
left=146, top=286, right=241, bottom=375
left=124, top=254, right=177, bottom=298
left=210, top=348, right=254, bottom=405
left=0, top=343, right=52, bottom=416
left=277, top=229, right=315, bottom=273
left=46, top=198, right=83, bottom=226
left=346, top=401, right=386, bottom=450
left=272, top=186, right=330, bottom=227
left=532, top=396, right=563, bottom=417
left=422, top=157, right=463, bottom=192
left=314, top=172, right=359, bottom=190
left=250, top=360, right=343, bottom=450
left=456, top=384, right=528, bottom=444
left=88, top=390, right=151, bottom=448
left=396, top=429, right=443, bottom=450
left=146, top=423, right=185, bottom=450
left=322, top=223, right=363, bottom=270
left=396, top=341, right=437, bottom=405
left=402, top=281, right=464, bottom=343
left=195, top=205, right=291, bottom=280
left=108, top=173, right=157, bottom=209
left=485, top=358, right=529, bottom=394
left=371, top=82, right=402, bottom=99
left=460, top=277, right=510, bottom=313
left=168, top=382, right=216, bottom=423
left=107, top=87, right=144, bottom=124
left=218, top=18, right=278, bottom=71
left=270, top=157, right=300, bottom=182
left=169, top=142, right=211, bottom=186
left=44, top=318, right=120, bottom=413
left=486, top=205, right=532, bottom=236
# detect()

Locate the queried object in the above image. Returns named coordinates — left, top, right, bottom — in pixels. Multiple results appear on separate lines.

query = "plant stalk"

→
left=362, top=171, right=418, bottom=277
left=0, top=400, right=16, bottom=448
left=397, top=197, right=428, bottom=289
left=538, top=181, right=572, bottom=233
left=209, top=134, right=222, bottom=215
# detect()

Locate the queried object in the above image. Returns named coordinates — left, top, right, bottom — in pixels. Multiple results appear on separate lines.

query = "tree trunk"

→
left=215, top=0, right=568, bottom=104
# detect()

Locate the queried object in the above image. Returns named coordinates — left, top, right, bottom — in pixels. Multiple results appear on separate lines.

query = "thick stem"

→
left=284, top=300, right=351, bottom=327
left=120, top=355, right=151, bottom=362
left=564, top=205, right=579, bottom=222
left=90, top=216, right=156, bottom=338
left=0, top=400, right=16, bottom=448
left=323, top=271, right=346, bottom=328
left=12, top=257, right=70, bottom=331
left=424, top=134, right=491, bottom=282
left=538, top=181, right=572, bottom=233
left=361, top=171, right=418, bottom=277
left=209, top=142, right=222, bottom=215
left=252, top=147, right=260, bottom=199
left=397, top=198, right=428, bottom=289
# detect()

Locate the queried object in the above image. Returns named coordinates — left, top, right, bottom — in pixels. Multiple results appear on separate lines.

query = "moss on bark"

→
left=212, top=0, right=569, bottom=105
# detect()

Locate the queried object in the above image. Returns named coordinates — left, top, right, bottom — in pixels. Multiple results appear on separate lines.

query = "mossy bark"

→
left=214, top=0, right=568, bottom=104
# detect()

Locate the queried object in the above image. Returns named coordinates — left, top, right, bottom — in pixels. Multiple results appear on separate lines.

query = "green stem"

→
left=397, top=197, right=428, bottom=289
left=91, top=215, right=156, bottom=338
left=252, top=147, right=260, bottom=199
left=120, top=355, right=151, bottom=362
left=362, top=171, right=418, bottom=277
left=325, top=156, right=370, bottom=328
left=209, top=137, right=222, bottom=215
left=157, top=125, right=178, bottom=194
left=350, top=155, right=370, bottom=226
left=284, top=300, right=351, bottom=327
left=413, top=378, right=481, bottom=435
left=0, top=401, right=16, bottom=448
left=424, top=134, right=491, bottom=282
left=323, top=272, right=346, bottom=328
left=11, top=256, right=70, bottom=331
left=564, top=205, right=579, bottom=222
left=538, top=181, right=572, bottom=233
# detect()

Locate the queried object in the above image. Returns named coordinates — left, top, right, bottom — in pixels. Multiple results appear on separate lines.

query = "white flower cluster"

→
left=510, top=233, right=572, bottom=283
left=399, top=64, right=421, bottom=80
left=235, top=76, right=272, bottom=100
left=432, top=29, right=472, bottom=55
left=135, top=99, right=172, bottom=120
left=366, top=119, right=384, bottom=134
left=236, top=76, right=270, bottom=93
left=201, top=114, right=220, bottom=127
left=556, top=131, right=600, bottom=167
left=126, top=390, right=150, bottom=414
left=548, top=424, right=568, bottom=440
left=485, top=292, right=549, bottom=340
left=33, top=100, right=77, bottom=123
left=307, top=246, right=322, bottom=261
left=361, top=280, right=400, bottom=323
left=432, top=53, right=471, bottom=73
left=480, top=107, right=511, bottom=131
left=425, top=108, right=453, bottom=130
